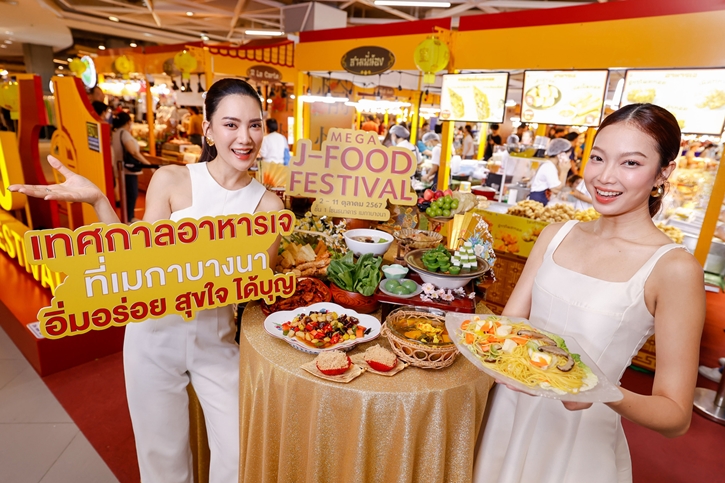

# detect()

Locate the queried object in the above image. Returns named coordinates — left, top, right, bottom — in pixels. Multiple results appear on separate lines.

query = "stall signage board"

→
left=477, top=210, right=548, bottom=259
left=341, top=46, right=395, bottom=76
left=286, top=129, right=417, bottom=221
left=23, top=212, right=297, bottom=339
left=521, top=70, right=608, bottom=127
left=621, top=69, right=725, bottom=135
left=440, top=73, right=509, bottom=123
left=247, top=65, right=283, bottom=83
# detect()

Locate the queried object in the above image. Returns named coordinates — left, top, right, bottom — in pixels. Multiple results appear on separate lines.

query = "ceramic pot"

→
left=329, top=283, right=379, bottom=314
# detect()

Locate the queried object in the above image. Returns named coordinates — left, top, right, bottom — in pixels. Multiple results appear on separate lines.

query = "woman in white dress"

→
left=474, top=104, right=705, bottom=483
left=10, top=78, right=283, bottom=483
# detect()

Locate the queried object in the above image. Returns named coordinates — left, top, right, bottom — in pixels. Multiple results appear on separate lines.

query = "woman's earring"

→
left=651, top=185, right=664, bottom=197
left=206, top=137, right=215, bottom=146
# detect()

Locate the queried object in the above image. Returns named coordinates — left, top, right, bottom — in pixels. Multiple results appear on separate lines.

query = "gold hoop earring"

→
left=651, top=185, right=664, bottom=198
left=206, top=137, right=215, bottom=147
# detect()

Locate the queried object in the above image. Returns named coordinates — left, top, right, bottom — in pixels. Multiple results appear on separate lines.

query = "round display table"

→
left=238, top=301, right=494, bottom=483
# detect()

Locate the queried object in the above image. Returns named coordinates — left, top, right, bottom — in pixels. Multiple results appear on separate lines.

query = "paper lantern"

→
left=0, top=82, right=19, bottom=119
left=414, top=37, right=450, bottom=84
left=114, top=55, right=133, bottom=80
left=173, top=50, right=198, bottom=81
left=68, top=58, right=87, bottom=77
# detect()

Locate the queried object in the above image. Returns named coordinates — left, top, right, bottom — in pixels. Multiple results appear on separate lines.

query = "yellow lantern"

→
left=114, top=55, right=134, bottom=80
left=0, top=82, right=19, bottom=119
left=68, top=58, right=87, bottom=77
left=414, top=37, right=450, bottom=84
left=173, top=50, right=198, bottom=81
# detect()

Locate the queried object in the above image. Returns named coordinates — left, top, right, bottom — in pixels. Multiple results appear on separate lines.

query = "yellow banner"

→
left=477, top=210, right=548, bottom=258
left=286, top=128, right=417, bottom=221
left=24, top=211, right=297, bottom=339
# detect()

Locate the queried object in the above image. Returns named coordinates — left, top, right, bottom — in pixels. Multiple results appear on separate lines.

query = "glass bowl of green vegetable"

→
left=343, top=229, right=394, bottom=257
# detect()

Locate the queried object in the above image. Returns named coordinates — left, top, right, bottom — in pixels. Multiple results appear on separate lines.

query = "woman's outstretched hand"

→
left=8, top=155, right=103, bottom=205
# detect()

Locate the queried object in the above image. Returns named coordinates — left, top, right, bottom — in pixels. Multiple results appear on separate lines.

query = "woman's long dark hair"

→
left=595, top=103, right=681, bottom=217
left=199, top=78, right=263, bottom=163
left=112, top=111, right=131, bottom=131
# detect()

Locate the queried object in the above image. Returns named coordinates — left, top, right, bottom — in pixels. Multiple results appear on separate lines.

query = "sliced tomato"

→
left=356, top=325, right=365, bottom=338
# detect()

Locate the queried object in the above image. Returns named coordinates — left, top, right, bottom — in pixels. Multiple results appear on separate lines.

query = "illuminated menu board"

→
left=622, top=69, right=725, bottom=135
left=440, top=72, right=509, bottom=123
left=521, top=70, right=609, bottom=127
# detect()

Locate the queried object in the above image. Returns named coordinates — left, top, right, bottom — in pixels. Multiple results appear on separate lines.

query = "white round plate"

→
left=263, top=302, right=381, bottom=354
left=377, top=279, right=423, bottom=299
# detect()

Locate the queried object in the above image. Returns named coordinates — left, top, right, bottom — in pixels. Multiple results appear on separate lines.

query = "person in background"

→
left=382, top=122, right=396, bottom=147
left=111, top=111, right=152, bottom=222
left=484, top=123, right=502, bottom=160
left=259, top=118, right=289, bottom=164
left=89, top=86, right=112, bottom=122
left=361, top=115, right=378, bottom=132
left=528, top=138, right=571, bottom=206
left=699, top=358, right=725, bottom=383
left=417, top=121, right=431, bottom=156
left=188, top=106, right=204, bottom=146
left=554, top=127, right=567, bottom=138
left=462, top=124, right=475, bottom=159
left=389, top=124, right=419, bottom=163
left=516, top=123, right=529, bottom=143
left=566, top=174, right=593, bottom=211
left=421, top=132, right=441, bottom=190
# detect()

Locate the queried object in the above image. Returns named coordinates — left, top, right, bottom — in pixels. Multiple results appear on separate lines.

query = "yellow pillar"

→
left=579, top=127, right=597, bottom=172
left=438, top=120, right=455, bottom=191
left=294, top=71, right=305, bottom=145
left=145, top=81, right=156, bottom=156
left=356, top=111, right=362, bottom=130
left=383, top=111, right=389, bottom=127
left=477, top=122, right=488, bottom=160
left=409, top=104, right=418, bottom=143
left=535, top=124, right=548, bottom=137
left=203, top=49, right=214, bottom=92
left=694, top=161, right=725, bottom=266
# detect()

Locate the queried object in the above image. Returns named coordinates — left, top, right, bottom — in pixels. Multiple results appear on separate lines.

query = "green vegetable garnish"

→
left=327, top=251, right=383, bottom=296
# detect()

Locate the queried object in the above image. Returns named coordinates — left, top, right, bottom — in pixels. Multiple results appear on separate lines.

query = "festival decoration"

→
left=68, top=58, right=87, bottom=77
left=174, top=50, right=198, bottom=81
left=414, top=37, right=450, bottom=84
left=114, top=55, right=134, bottom=80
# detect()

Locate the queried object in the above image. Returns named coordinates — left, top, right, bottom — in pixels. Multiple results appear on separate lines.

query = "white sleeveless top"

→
left=170, top=162, right=267, bottom=222
left=474, top=220, right=684, bottom=483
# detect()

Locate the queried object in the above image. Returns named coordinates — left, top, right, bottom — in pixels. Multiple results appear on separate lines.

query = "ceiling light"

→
left=266, top=98, right=272, bottom=104
left=186, top=11, right=194, bottom=16
left=98, top=45, right=106, bottom=50
left=58, top=66, right=64, bottom=70
left=0, top=70, right=8, bottom=76
left=67, top=57, right=73, bottom=62
left=505, top=99, right=517, bottom=107
left=290, top=94, right=295, bottom=99
left=200, top=33, right=209, bottom=41
left=109, top=16, right=119, bottom=22
left=130, top=42, right=137, bottom=48
left=4, top=40, right=12, bottom=45
left=299, top=94, right=349, bottom=104
left=374, top=0, right=450, bottom=6
left=245, top=30, right=284, bottom=36
left=143, top=33, right=153, bottom=37
left=0, top=45, right=6, bottom=49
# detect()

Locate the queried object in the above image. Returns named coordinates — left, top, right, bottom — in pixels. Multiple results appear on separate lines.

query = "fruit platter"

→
left=264, top=302, right=381, bottom=354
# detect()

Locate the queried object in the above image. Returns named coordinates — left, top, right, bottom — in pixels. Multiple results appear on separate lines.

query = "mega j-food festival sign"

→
left=285, top=128, right=418, bottom=221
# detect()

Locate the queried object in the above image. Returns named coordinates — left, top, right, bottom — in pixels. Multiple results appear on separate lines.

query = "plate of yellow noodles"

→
left=446, top=313, right=623, bottom=403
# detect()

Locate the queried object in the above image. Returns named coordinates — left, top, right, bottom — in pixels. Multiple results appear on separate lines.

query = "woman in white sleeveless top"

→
left=11, top=79, right=283, bottom=483
left=474, top=104, right=705, bottom=483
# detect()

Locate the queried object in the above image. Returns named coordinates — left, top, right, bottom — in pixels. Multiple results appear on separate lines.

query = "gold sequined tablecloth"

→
left=238, top=302, right=494, bottom=483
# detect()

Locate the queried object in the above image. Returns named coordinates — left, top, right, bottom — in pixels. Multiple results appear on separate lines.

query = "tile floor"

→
left=0, top=326, right=119, bottom=483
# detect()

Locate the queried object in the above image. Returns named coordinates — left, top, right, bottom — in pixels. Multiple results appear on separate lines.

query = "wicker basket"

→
left=382, top=308, right=459, bottom=369
left=393, top=229, right=444, bottom=257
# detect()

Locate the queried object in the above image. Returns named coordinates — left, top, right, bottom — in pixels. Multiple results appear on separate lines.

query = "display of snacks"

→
left=382, top=264, right=409, bottom=280
left=574, top=207, right=601, bottom=222
left=314, top=350, right=353, bottom=376
left=656, top=223, right=685, bottom=244
left=421, top=245, right=453, bottom=273
left=350, top=352, right=408, bottom=377
left=362, top=345, right=399, bottom=372
left=343, top=229, right=394, bottom=257
left=393, top=229, right=443, bottom=257
left=406, top=248, right=488, bottom=290
left=275, top=241, right=331, bottom=278
left=507, top=201, right=578, bottom=223
left=456, top=315, right=597, bottom=394
left=382, top=307, right=459, bottom=369
left=261, top=277, right=331, bottom=315
left=507, top=200, right=545, bottom=220
left=301, top=358, right=365, bottom=383
left=264, top=303, right=382, bottom=354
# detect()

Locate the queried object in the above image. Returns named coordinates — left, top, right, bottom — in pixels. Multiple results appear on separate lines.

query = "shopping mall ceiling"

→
left=1, top=0, right=599, bottom=53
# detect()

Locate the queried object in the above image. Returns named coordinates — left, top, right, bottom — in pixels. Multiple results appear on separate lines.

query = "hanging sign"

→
left=414, top=38, right=449, bottom=84
left=621, top=68, right=725, bottom=135
left=440, top=73, right=509, bottom=122
left=521, top=70, right=608, bottom=127
left=286, top=129, right=417, bottom=221
left=247, top=65, right=283, bottom=83
left=23, top=212, right=297, bottom=339
left=341, top=46, right=395, bottom=76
